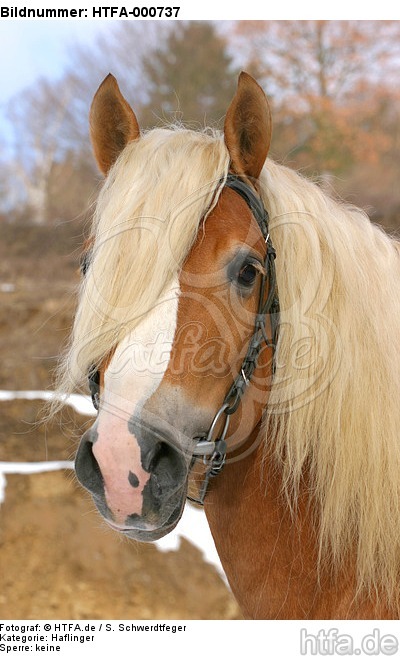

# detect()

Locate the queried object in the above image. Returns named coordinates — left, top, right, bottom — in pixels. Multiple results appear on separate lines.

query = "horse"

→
left=59, top=71, right=400, bottom=619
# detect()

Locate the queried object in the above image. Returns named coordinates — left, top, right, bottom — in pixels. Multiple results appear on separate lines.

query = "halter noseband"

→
left=87, top=174, right=280, bottom=505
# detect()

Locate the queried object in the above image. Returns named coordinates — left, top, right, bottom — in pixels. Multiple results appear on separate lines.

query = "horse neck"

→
left=203, top=423, right=394, bottom=619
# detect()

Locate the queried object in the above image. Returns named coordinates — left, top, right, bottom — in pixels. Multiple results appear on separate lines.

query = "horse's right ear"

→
left=89, top=74, right=140, bottom=175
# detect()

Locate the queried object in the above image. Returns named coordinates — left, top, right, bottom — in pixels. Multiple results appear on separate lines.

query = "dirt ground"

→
left=0, top=221, right=241, bottom=620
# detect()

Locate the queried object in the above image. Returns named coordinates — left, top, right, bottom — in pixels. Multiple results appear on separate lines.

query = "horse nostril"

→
left=75, top=436, right=104, bottom=497
left=147, top=440, right=186, bottom=501
left=140, top=435, right=163, bottom=472
left=138, top=431, right=187, bottom=496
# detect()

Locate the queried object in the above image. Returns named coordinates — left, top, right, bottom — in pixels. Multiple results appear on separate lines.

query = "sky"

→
left=0, top=20, right=119, bottom=150
left=0, top=21, right=109, bottom=106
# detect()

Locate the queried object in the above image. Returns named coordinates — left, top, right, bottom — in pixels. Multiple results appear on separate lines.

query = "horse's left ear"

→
left=224, top=72, right=272, bottom=180
left=89, top=73, right=140, bottom=175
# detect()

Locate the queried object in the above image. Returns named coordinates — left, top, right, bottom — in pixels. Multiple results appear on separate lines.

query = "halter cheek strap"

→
left=225, top=174, right=270, bottom=241
left=188, top=174, right=280, bottom=504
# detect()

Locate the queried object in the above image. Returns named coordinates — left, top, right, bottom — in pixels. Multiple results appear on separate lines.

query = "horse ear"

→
left=89, top=74, right=140, bottom=175
left=224, top=71, right=272, bottom=180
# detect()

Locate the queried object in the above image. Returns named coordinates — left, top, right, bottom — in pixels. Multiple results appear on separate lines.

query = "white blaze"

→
left=101, top=276, right=180, bottom=419
left=92, top=277, right=180, bottom=523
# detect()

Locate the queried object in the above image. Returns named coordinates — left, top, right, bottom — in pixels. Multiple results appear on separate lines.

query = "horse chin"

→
left=100, top=485, right=187, bottom=543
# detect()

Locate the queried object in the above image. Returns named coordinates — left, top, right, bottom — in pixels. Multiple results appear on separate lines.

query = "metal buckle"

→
left=188, top=403, right=231, bottom=505
left=192, top=402, right=230, bottom=457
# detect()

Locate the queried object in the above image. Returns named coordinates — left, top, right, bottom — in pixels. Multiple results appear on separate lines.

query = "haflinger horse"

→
left=59, top=71, right=400, bottom=619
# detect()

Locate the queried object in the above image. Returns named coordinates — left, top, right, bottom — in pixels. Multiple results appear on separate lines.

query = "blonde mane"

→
left=261, top=160, right=400, bottom=603
left=60, top=125, right=400, bottom=603
left=60, top=127, right=229, bottom=390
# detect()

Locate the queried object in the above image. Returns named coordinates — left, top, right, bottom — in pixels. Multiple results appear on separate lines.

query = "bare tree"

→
left=141, top=21, right=237, bottom=127
left=232, top=21, right=400, bottom=176
left=6, top=76, right=76, bottom=224
left=234, top=21, right=400, bottom=106
left=63, top=21, right=169, bottom=142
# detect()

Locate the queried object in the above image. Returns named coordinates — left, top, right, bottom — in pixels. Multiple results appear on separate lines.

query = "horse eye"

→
left=237, top=263, right=257, bottom=287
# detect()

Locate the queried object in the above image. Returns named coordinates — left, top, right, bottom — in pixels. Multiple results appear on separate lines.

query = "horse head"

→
left=74, top=72, right=277, bottom=541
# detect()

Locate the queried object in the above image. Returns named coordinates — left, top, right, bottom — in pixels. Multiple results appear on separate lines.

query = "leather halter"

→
left=187, top=174, right=279, bottom=504
left=87, top=174, right=280, bottom=504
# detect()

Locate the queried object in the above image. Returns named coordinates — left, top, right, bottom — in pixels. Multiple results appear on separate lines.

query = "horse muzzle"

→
left=74, top=420, right=190, bottom=541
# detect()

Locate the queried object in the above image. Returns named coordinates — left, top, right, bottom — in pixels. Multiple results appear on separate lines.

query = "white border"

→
left=1, top=1, right=399, bottom=20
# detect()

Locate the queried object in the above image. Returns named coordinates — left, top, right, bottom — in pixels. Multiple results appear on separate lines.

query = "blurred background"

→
left=1, top=20, right=399, bottom=619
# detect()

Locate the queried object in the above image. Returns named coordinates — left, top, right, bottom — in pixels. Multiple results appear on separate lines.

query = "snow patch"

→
left=0, top=389, right=96, bottom=416
left=0, top=460, right=74, bottom=503
left=157, top=503, right=225, bottom=579
left=0, top=283, right=15, bottom=293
